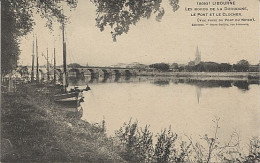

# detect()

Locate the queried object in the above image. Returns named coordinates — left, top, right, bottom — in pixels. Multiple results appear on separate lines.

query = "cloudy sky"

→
left=19, top=0, right=259, bottom=66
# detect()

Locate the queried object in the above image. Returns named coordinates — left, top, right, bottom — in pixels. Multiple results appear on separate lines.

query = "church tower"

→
left=194, top=46, right=201, bottom=65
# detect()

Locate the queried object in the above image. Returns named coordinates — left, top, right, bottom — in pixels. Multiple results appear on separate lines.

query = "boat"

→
left=54, top=85, right=90, bottom=101
left=54, top=96, right=84, bottom=108
left=54, top=20, right=90, bottom=108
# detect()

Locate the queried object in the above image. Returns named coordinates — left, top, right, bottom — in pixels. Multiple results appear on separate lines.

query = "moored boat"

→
left=54, top=96, right=84, bottom=108
left=53, top=20, right=90, bottom=108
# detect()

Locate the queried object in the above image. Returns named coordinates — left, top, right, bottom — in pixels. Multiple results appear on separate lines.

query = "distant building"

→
left=126, top=62, right=148, bottom=69
left=194, top=46, right=201, bottom=65
left=110, top=63, right=127, bottom=68
left=188, top=61, right=195, bottom=66
left=111, top=62, right=148, bottom=69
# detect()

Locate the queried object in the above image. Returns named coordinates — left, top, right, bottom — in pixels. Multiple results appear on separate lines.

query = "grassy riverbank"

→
left=1, top=84, right=125, bottom=162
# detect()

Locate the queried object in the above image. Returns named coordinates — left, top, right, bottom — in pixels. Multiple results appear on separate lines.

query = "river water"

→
left=69, top=76, right=259, bottom=147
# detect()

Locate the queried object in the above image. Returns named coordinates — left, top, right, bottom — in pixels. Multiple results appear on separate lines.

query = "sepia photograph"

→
left=1, top=0, right=259, bottom=162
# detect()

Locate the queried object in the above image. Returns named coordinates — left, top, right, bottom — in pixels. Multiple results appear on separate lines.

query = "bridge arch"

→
left=87, top=69, right=96, bottom=77
left=82, top=69, right=91, bottom=76
left=125, top=69, right=132, bottom=76
left=132, top=69, right=139, bottom=76
left=101, top=69, right=110, bottom=76
left=112, top=69, right=121, bottom=76
left=68, top=68, right=80, bottom=78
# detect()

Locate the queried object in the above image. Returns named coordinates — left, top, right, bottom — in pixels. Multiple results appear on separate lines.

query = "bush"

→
left=114, top=118, right=260, bottom=163
left=154, top=127, right=177, bottom=162
left=115, top=119, right=153, bottom=162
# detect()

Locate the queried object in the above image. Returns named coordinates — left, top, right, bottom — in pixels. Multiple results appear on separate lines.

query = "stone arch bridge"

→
left=24, top=66, right=150, bottom=80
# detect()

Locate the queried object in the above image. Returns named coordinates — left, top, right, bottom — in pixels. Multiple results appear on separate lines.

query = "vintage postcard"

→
left=1, top=0, right=259, bottom=162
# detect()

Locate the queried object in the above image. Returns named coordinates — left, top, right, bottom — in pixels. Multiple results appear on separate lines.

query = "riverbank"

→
left=1, top=84, right=125, bottom=162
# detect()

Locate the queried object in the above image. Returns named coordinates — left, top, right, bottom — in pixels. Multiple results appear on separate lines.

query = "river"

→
left=69, top=76, right=260, bottom=148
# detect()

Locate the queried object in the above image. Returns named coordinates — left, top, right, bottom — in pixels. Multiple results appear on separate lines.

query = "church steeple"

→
left=195, top=46, right=201, bottom=65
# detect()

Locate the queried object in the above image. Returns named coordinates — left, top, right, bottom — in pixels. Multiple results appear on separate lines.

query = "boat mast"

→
left=31, top=34, right=35, bottom=82
left=54, top=46, right=56, bottom=84
left=47, top=48, right=50, bottom=81
left=62, top=20, right=67, bottom=91
left=36, top=36, right=39, bottom=83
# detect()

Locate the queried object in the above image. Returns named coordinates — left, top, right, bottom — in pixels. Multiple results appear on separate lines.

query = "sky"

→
left=19, top=0, right=259, bottom=66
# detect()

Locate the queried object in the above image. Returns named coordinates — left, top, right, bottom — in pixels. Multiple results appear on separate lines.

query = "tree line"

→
left=149, top=59, right=259, bottom=72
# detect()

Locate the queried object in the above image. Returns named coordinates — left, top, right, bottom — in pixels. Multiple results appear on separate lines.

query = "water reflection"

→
left=196, top=86, right=201, bottom=104
left=67, top=75, right=260, bottom=151
left=68, top=75, right=259, bottom=106
left=153, top=79, right=170, bottom=86
left=68, top=76, right=259, bottom=91
left=80, top=76, right=259, bottom=148
left=185, top=79, right=232, bottom=88
left=233, top=81, right=249, bottom=91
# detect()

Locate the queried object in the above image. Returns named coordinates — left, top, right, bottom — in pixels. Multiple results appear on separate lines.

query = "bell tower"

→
left=195, top=46, right=201, bottom=65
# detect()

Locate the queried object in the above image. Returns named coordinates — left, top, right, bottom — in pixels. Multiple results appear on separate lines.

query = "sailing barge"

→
left=53, top=20, right=90, bottom=108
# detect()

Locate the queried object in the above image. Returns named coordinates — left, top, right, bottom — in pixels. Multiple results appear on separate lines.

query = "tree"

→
left=93, top=0, right=180, bottom=41
left=171, top=63, right=179, bottom=69
left=1, top=0, right=77, bottom=76
left=68, top=63, right=82, bottom=68
left=2, top=0, right=180, bottom=75
left=203, top=62, right=219, bottom=72
left=233, top=59, right=250, bottom=72
left=218, top=63, right=232, bottom=72
left=194, top=62, right=205, bottom=72
left=191, top=62, right=220, bottom=72
left=149, top=63, right=170, bottom=72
